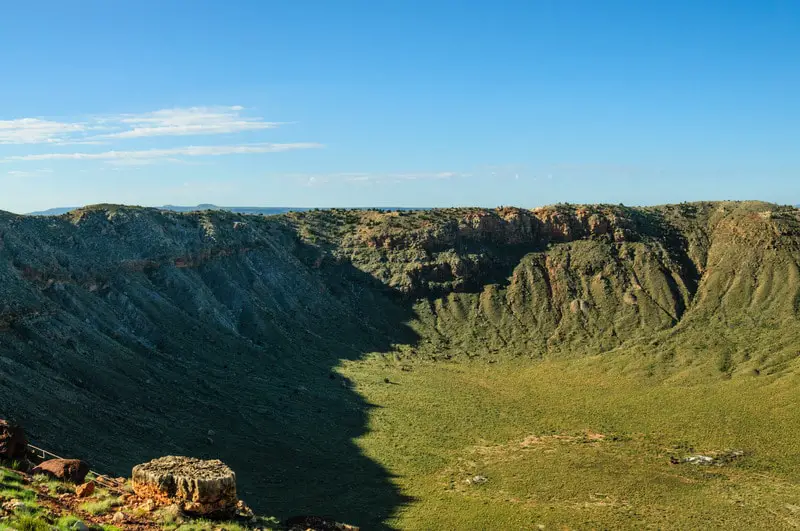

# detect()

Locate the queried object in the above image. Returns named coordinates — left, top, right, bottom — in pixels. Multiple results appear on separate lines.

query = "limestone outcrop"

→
left=131, top=456, right=237, bottom=517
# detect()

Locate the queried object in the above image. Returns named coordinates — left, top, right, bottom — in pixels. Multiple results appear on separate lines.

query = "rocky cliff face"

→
left=0, top=201, right=799, bottom=526
left=285, top=201, right=800, bottom=362
left=297, top=204, right=686, bottom=297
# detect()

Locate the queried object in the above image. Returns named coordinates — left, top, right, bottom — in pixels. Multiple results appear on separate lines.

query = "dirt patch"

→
left=519, top=431, right=606, bottom=448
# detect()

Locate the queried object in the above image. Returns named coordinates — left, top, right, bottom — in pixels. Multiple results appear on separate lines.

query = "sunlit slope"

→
left=288, top=201, right=800, bottom=371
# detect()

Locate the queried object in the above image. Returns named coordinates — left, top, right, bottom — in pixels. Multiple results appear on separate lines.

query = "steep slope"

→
left=286, top=201, right=800, bottom=367
left=0, top=206, right=413, bottom=529
left=1, top=201, right=799, bottom=527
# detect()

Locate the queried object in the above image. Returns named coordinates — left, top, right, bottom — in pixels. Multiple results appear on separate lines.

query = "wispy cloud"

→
left=3, top=142, right=323, bottom=164
left=0, top=106, right=289, bottom=146
left=0, top=119, right=88, bottom=145
left=100, top=106, right=283, bottom=139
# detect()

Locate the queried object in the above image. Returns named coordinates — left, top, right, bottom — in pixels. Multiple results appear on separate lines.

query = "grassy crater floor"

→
left=339, top=355, right=800, bottom=530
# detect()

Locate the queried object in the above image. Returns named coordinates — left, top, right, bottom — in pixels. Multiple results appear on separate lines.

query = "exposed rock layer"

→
left=132, top=456, right=237, bottom=516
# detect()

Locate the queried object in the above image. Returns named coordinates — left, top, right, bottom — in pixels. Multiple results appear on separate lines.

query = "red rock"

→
left=0, top=419, right=27, bottom=460
left=75, top=481, right=95, bottom=498
left=31, top=459, right=90, bottom=484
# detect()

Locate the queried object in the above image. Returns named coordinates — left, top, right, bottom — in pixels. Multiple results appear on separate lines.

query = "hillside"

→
left=286, top=201, right=800, bottom=370
left=1, top=201, right=800, bottom=528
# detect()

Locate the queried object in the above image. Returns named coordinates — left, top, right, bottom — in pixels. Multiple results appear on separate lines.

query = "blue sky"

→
left=0, top=0, right=798, bottom=213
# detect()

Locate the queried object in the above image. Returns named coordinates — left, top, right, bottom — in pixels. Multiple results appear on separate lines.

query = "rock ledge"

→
left=131, top=456, right=237, bottom=516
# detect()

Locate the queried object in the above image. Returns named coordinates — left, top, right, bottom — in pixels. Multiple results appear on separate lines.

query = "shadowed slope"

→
left=0, top=206, right=413, bottom=528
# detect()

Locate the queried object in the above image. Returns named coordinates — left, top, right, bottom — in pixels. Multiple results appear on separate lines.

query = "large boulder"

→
left=0, top=420, right=27, bottom=460
left=31, top=459, right=90, bottom=484
left=131, top=456, right=237, bottom=517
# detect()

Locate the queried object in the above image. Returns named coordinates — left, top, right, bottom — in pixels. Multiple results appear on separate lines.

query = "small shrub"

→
left=8, top=513, right=51, bottom=531
left=717, top=351, right=733, bottom=373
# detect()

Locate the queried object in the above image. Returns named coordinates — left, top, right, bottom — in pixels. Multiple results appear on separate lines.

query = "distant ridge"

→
left=26, top=204, right=426, bottom=216
left=159, top=204, right=311, bottom=215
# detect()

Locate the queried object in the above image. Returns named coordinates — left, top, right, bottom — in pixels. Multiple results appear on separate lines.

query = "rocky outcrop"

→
left=131, top=456, right=237, bottom=517
left=75, top=481, right=95, bottom=498
left=0, top=420, right=27, bottom=460
left=31, top=459, right=90, bottom=483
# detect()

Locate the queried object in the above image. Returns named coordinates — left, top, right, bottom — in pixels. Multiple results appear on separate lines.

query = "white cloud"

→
left=0, top=105, right=288, bottom=145
left=101, top=106, right=282, bottom=139
left=3, top=142, right=323, bottom=163
left=0, top=119, right=87, bottom=144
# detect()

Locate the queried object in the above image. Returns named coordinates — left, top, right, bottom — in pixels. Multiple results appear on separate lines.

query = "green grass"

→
left=339, top=354, right=800, bottom=530
left=31, top=474, right=73, bottom=496
left=0, top=470, right=48, bottom=531
left=0, top=469, right=36, bottom=502
left=78, top=494, right=122, bottom=516
left=1, top=514, right=50, bottom=531
left=0, top=460, right=26, bottom=472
